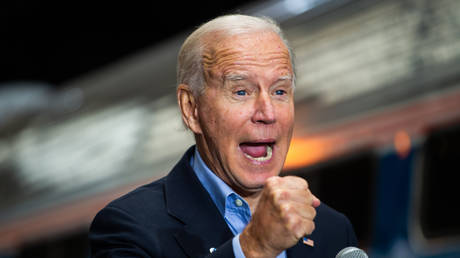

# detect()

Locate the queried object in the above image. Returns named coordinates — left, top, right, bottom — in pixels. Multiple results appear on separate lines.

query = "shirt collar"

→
left=191, top=148, right=235, bottom=217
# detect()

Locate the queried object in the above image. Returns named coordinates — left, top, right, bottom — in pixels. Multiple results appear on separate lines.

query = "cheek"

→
left=222, top=107, right=249, bottom=124
left=209, top=108, right=251, bottom=148
left=204, top=108, right=237, bottom=138
left=278, top=105, right=295, bottom=126
left=279, top=114, right=295, bottom=141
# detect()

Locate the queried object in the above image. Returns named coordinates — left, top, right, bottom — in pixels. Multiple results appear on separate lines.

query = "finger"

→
left=270, top=188, right=312, bottom=205
left=266, top=176, right=309, bottom=190
left=282, top=208, right=316, bottom=238
left=277, top=177, right=320, bottom=207
left=278, top=196, right=317, bottom=222
left=288, top=202, right=317, bottom=221
left=312, top=194, right=321, bottom=208
left=279, top=176, right=309, bottom=190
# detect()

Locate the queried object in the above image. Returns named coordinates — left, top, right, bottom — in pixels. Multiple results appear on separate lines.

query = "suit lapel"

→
left=164, top=147, right=233, bottom=257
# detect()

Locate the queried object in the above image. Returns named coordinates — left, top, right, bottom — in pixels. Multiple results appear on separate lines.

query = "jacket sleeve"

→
left=344, top=214, right=358, bottom=247
left=89, top=205, right=161, bottom=258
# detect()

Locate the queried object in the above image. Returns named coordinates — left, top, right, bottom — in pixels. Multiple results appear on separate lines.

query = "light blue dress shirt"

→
left=191, top=149, right=286, bottom=258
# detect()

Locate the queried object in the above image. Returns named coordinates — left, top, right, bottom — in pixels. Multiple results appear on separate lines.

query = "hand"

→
left=240, top=176, right=320, bottom=258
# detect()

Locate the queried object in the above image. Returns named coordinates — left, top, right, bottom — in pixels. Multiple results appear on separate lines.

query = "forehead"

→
left=202, top=31, right=293, bottom=78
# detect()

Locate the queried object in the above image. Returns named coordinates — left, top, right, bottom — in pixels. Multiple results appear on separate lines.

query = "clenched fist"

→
left=240, top=176, right=320, bottom=258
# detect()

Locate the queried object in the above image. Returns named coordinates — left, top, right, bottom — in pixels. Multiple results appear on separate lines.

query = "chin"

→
left=237, top=167, right=280, bottom=189
left=228, top=145, right=287, bottom=191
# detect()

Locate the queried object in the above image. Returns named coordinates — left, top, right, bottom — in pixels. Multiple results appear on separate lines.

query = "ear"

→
left=177, top=84, right=202, bottom=134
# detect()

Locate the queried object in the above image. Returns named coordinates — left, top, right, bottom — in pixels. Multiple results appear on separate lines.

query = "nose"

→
left=252, top=92, right=276, bottom=124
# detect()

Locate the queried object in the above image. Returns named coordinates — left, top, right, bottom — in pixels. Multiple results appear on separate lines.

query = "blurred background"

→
left=1, top=0, right=460, bottom=257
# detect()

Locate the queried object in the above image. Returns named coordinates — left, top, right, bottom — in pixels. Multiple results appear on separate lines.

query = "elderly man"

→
left=90, top=14, right=357, bottom=258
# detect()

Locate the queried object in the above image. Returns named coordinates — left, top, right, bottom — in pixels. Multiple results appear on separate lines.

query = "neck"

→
left=194, top=138, right=265, bottom=214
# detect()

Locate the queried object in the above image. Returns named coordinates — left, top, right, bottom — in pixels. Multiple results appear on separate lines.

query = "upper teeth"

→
left=244, top=145, right=273, bottom=162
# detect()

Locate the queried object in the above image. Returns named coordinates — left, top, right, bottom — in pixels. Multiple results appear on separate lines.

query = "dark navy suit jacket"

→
left=89, top=146, right=357, bottom=257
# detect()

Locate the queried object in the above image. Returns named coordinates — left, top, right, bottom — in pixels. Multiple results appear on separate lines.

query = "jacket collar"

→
left=164, top=146, right=233, bottom=256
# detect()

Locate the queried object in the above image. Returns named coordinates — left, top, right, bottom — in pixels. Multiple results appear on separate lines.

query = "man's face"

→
left=194, top=31, right=295, bottom=195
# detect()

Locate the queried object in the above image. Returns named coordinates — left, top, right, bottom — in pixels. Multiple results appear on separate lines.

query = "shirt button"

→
left=235, top=199, right=243, bottom=207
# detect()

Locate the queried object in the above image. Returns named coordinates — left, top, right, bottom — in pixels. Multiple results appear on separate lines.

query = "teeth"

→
left=244, top=145, right=273, bottom=162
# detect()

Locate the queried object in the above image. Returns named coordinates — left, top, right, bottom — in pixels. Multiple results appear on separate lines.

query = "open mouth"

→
left=239, top=141, right=274, bottom=162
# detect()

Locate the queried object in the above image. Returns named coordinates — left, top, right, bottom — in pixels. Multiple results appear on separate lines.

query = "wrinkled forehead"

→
left=201, top=31, right=293, bottom=78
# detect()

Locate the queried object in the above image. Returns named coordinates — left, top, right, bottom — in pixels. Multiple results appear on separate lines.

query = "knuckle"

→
left=280, top=203, right=298, bottom=220
left=291, top=218, right=304, bottom=237
left=304, top=189, right=312, bottom=201
left=294, top=176, right=308, bottom=188
left=276, top=189, right=290, bottom=202
left=285, top=214, right=300, bottom=230
left=303, top=179, right=309, bottom=189
left=311, top=207, right=317, bottom=218
left=305, top=221, right=315, bottom=235
left=266, top=176, right=280, bottom=188
left=269, top=188, right=282, bottom=202
left=280, top=202, right=293, bottom=216
left=294, top=230, right=304, bottom=240
left=305, top=206, right=317, bottom=220
left=290, top=176, right=308, bottom=187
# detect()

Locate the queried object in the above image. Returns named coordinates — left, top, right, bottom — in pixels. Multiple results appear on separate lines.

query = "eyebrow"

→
left=277, top=75, right=293, bottom=82
left=222, top=73, right=294, bottom=90
left=223, top=74, right=248, bottom=81
left=272, top=75, right=295, bottom=90
left=224, top=74, right=293, bottom=82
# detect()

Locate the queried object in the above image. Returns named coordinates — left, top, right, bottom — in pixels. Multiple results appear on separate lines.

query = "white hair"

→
left=177, top=14, right=295, bottom=96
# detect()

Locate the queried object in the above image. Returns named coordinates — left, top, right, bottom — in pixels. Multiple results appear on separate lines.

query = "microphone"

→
left=335, top=247, right=368, bottom=258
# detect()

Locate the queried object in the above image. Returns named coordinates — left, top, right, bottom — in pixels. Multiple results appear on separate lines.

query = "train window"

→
left=420, top=123, right=460, bottom=239
left=285, top=150, right=377, bottom=247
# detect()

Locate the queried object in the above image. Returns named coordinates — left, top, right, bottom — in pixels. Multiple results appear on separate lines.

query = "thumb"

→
left=312, top=195, right=321, bottom=208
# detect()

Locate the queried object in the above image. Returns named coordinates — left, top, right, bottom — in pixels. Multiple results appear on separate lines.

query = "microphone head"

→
left=335, top=247, right=368, bottom=258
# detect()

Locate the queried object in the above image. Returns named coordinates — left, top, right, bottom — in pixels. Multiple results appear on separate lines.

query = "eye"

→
left=275, top=89, right=286, bottom=95
left=235, top=90, right=247, bottom=96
